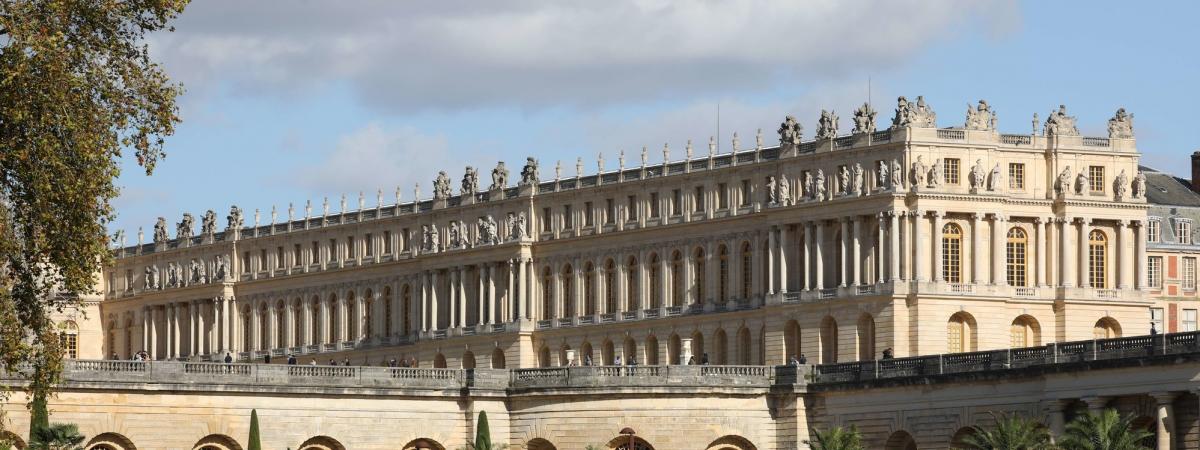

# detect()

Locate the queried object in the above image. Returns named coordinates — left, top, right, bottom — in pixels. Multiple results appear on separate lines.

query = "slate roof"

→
left=1142, top=165, right=1200, bottom=207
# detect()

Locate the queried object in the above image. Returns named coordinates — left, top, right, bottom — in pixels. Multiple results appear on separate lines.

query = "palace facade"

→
left=82, top=99, right=1161, bottom=371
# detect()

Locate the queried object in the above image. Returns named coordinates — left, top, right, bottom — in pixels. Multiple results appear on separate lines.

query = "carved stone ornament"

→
left=433, top=171, right=452, bottom=200
left=227, top=205, right=243, bottom=230
left=766, top=176, right=778, bottom=205
left=876, top=160, right=889, bottom=190
left=462, top=166, right=478, bottom=195
left=520, top=157, right=539, bottom=186
left=988, top=163, right=1002, bottom=192
left=201, top=210, right=217, bottom=236
left=852, top=102, right=877, bottom=135
left=1054, top=166, right=1072, bottom=196
left=816, top=109, right=839, bottom=139
left=964, top=100, right=997, bottom=132
left=1044, top=104, right=1080, bottom=137
left=850, top=163, right=864, bottom=196
left=490, top=161, right=508, bottom=190
left=968, top=159, right=986, bottom=190
left=1114, top=169, right=1129, bottom=201
left=777, top=174, right=791, bottom=206
left=891, top=95, right=937, bottom=128
left=1108, top=107, right=1134, bottom=139
left=1132, top=172, right=1146, bottom=199
left=777, top=115, right=803, bottom=146
left=928, top=159, right=942, bottom=188
left=814, top=169, right=827, bottom=201
left=153, top=217, right=168, bottom=243
left=910, top=156, right=927, bottom=188
left=890, top=159, right=903, bottom=190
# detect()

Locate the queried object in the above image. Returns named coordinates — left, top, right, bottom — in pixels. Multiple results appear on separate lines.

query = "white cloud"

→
left=294, top=123, right=454, bottom=195
left=151, top=0, right=1016, bottom=112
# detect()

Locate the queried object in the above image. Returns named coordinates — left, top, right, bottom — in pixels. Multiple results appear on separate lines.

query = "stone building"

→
left=1143, top=158, right=1200, bottom=333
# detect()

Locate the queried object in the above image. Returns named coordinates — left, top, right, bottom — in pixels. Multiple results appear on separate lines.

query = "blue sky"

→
left=109, top=0, right=1200, bottom=239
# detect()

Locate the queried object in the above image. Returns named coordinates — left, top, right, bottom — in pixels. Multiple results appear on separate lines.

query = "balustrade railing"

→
left=937, top=129, right=966, bottom=140
left=1082, top=137, right=1110, bottom=147
left=1000, top=134, right=1032, bottom=145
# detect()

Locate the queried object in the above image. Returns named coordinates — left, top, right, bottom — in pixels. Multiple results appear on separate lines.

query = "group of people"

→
left=116, top=350, right=151, bottom=361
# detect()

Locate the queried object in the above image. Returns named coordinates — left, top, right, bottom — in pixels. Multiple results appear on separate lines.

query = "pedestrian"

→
left=224, top=352, right=233, bottom=364
left=263, top=353, right=272, bottom=364
left=798, top=353, right=807, bottom=365
left=584, top=354, right=593, bottom=366
left=701, top=352, right=710, bottom=365
left=882, top=347, right=894, bottom=359
left=790, top=355, right=800, bottom=366
left=389, top=358, right=398, bottom=367
left=287, top=354, right=297, bottom=365
left=329, top=358, right=337, bottom=366
left=614, top=355, right=622, bottom=366
left=629, top=356, right=638, bottom=366
left=309, top=359, right=317, bottom=366
left=1150, top=322, right=1158, bottom=336
left=687, top=355, right=695, bottom=365
left=342, top=357, right=350, bottom=366
left=110, top=352, right=119, bottom=360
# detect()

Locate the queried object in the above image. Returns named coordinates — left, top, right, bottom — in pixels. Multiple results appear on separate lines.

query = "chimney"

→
left=1193, top=151, right=1200, bottom=192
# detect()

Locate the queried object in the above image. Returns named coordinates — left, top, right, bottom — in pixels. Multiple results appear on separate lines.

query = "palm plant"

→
left=29, top=423, right=85, bottom=450
left=960, top=412, right=1052, bottom=450
left=804, top=425, right=865, bottom=450
left=1058, top=409, right=1153, bottom=450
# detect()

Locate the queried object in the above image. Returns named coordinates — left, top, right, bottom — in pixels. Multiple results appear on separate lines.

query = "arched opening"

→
left=943, top=223, right=963, bottom=283
left=671, top=250, right=684, bottom=307
left=1010, top=315, right=1042, bottom=347
left=948, top=311, right=977, bottom=353
left=580, top=341, right=594, bottom=366
left=401, top=438, right=446, bottom=450
left=705, top=435, right=758, bottom=450
left=401, top=284, right=413, bottom=335
left=363, top=288, right=375, bottom=338
left=433, top=353, right=447, bottom=368
left=820, top=316, right=838, bottom=364
left=857, top=313, right=876, bottom=361
left=690, top=330, right=705, bottom=364
left=949, top=426, right=977, bottom=449
left=883, top=430, right=917, bottom=450
left=561, top=264, right=575, bottom=318
left=584, top=262, right=596, bottom=316
left=327, top=293, right=339, bottom=343
left=784, top=319, right=801, bottom=363
left=241, top=306, right=253, bottom=351
left=558, top=344, right=573, bottom=366
left=346, top=290, right=358, bottom=340
left=1088, top=230, right=1108, bottom=289
left=298, top=435, right=346, bottom=450
left=491, top=347, right=506, bottom=368
left=461, top=350, right=476, bottom=369
left=383, top=286, right=394, bottom=336
left=740, top=241, right=753, bottom=300
left=274, top=300, right=286, bottom=349
left=693, top=247, right=706, bottom=305
left=602, top=339, right=615, bottom=365
left=527, top=438, right=558, bottom=450
left=58, top=320, right=79, bottom=359
left=1, top=431, right=26, bottom=450
left=1007, top=227, right=1028, bottom=286
left=648, top=253, right=662, bottom=308
left=718, top=244, right=730, bottom=303
left=541, top=266, right=553, bottom=320
left=736, top=327, right=752, bottom=365
left=606, top=435, right=655, bottom=450
left=604, top=259, right=617, bottom=314
left=668, top=333, right=682, bottom=365
left=192, top=434, right=243, bottom=450
left=1094, top=316, right=1122, bottom=339
left=310, top=295, right=322, bottom=344
left=86, top=432, right=137, bottom=450
left=646, top=335, right=660, bottom=365
left=625, top=256, right=639, bottom=311
left=713, top=328, right=728, bottom=365
left=292, top=298, right=303, bottom=346
left=538, top=345, right=551, bottom=367
left=623, top=337, right=637, bottom=365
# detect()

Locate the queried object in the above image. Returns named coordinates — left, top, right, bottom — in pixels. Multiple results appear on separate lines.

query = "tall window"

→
left=944, top=158, right=960, bottom=185
left=1184, top=309, right=1198, bottom=332
left=740, top=242, right=753, bottom=299
left=347, top=236, right=356, bottom=258
left=604, top=260, right=616, bottom=313
left=1150, top=308, right=1164, bottom=333
left=276, top=246, right=285, bottom=268
left=383, top=231, right=392, bottom=254
left=1186, top=257, right=1197, bottom=290
left=1008, top=163, right=1025, bottom=190
left=59, top=321, right=79, bottom=359
left=648, top=254, right=661, bottom=308
left=561, top=265, right=574, bottom=317
left=1010, top=316, right=1039, bottom=348
left=671, top=252, right=683, bottom=306
left=717, top=183, right=729, bottom=209
left=328, top=239, right=337, bottom=262
left=671, top=189, right=682, bottom=216
left=541, top=268, right=552, bottom=319
left=942, top=223, right=963, bottom=283
left=562, top=204, right=573, bottom=228
left=402, top=286, right=412, bottom=335
left=584, top=263, right=595, bottom=315
left=1006, top=228, right=1028, bottom=287
left=364, top=233, right=374, bottom=256
left=1088, top=230, right=1108, bottom=289
left=649, top=193, right=660, bottom=218
left=718, top=245, right=729, bottom=302
left=694, top=186, right=706, bottom=212
left=605, top=198, right=615, bottom=224
left=627, top=196, right=638, bottom=221
left=626, top=257, right=638, bottom=311
left=1088, top=166, right=1105, bottom=193
left=1148, top=220, right=1161, bottom=243
left=740, top=179, right=751, bottom=206
left=1147, top=256, right=1163, bottom=288
left=693, top=248, right=706, bottom=304
left=1177, top=220, right=1192, bottom=244
left=584, top=201, right=594, bottom=227
left=947, top=312, right=974, bottom=353
left=293, top=244, right=302, bottom=266
left=384, top=288, right=393, bottom=336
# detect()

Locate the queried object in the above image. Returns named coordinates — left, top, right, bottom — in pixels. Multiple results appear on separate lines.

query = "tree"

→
left=29, top=423, right=85, bottom=450
left=1058, top=409, right=1153, bottom=450
left=804, top=426, right=865, bottom=450
left=475, top=411, right=491, bottom=450
left=247, top=409, right=261, bottom=450
left=960, top=412, right=1052, bottom=450
left=0, top=0, right=187, bottom=405
left=28, top=388, right=49, bottom=448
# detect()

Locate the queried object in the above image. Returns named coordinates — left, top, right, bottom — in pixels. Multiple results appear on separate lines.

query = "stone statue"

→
left=1032, top=113, right=1039, bottom=135
left=777, top=115, right=803, bottom=146
left=766, top=176, right=778, bottom=205
left=201, top=210, right=217, bottom=236
left=839, top=165, right=850, bottom=196
left=576, top=157, right=584, bottom=177
left=685, top=140, right=693, bottom=160
left=153, top=217, right=168, bottom=244
left=968, top=159, right=986, bottom=190
left=520, top=157, right=539, bottom=186
left=988, top=163, right=1002, bottom=192
left=964, top=100, right=996, bottom=131
left=730, top=133, right=738, bottom=153
left=1054, top=167, right=1072, bottom=196
left=150, top=265, right=160, bottom=290
left=891, top=95, right=937, bottom=128
left=490, top=162, right=509, bottom=190
left=597, top=153, right=604, bottom=173
left=755, top=128, right=763, bottom=150
left=877, top=160, right=889, bottom=190
left=852, top=102, right=877, bottom=135
left=515, top=212, right=528, bottom=239
left=778, top=174, right=791, bottom=206
left=177, top=213, right=194, bottom=242
left=462, top=166, right=479, bottom=196
left=214, top=255, right=228, bottom=281
left=910, top=156, right=927, bottom=188
left=890, top=159, right=903, bottom=190
left=339, top=194, right=346, bottom=213
left=422, top=225, right=440, bottom=253
left=640, top=146, right=648, bottom=167
left=1133, top=171, right=1146, bottom=199
left=166, top=262, right=179, bottom=288
left=929, top=159, right=943, bottom=188
left=1114, top=169, right=1129, bottom=200
left=661, top=143, right=670, bottom=164
left=554, top=160, right=562, bottom=180
left=1044, top=104, right=1080, bottom=137
left=814, top=169, right=827, bottom=201
left=478, top=215, right=499, bottom=245
left=1108, top=107, right=1134, bottom=139
left=1075, top=171, right=1088, bottom=195
left=851, top=163, right=864, bottom=196
left=448, top=221, right=463, bottom=249
left=816, top=110, right=839, bottom=139
left=143, top=266, right=155, bottom=290
left=433, top=171, right=452, bottom=200
left=618, top=150, right=625, bottom=170
left=137, top=227, right=143, bottom=247
left=803, top=172, right=814, bottom=200
left=357, top=192, right=365, bottom=211
left=707, top=136, right=715, bottom=157
left=189, top=259, right=203, bottom=283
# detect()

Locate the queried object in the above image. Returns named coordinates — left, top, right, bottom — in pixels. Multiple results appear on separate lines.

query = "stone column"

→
left=1060, top=218, right=1074, bottom=288
left=803, top=223, right=814, bottom=290
left=971, top=213, right=984, bottom=284
left=448, top=268, right=460, bottom=327
left=1136, top=220, right=1147, bottom=290
left=815, top=222, right=825, bottom=290
left=195, top=300, right=206, bottom=355
left=993, top=214, right=1007, bottom=286
left=487, top=263, right=497, bottom=325
left=1151, top=392, right=1176, bottom=450
left=932, top=211, right=944, bottom=283
left=525, top=258, right=535, bottom=319
left=913, top=210, right=927, bottom=281
left=141, top=306, right=150, bottom=355
left=877, top=213, right=887, bottom=284
left=1046, top=399, right=1067, bottom=443
left=507, top=260, right=517, bottom=322
left=189, top=301, right=199, bottom=357
left=852, top=216, right=862, bottom=286
left=149, top=306, right=158, bottom=359
left=268, top=301, right=279, bottom=349
left=301, top=297, right=312, bottom=346
left=356, top=288, right=367, bottom=339
left=251, top=299, right=261, bottom=351
left=164, top=304, right=174, bottom=359
left=890, top=212, right=901, bottom=282
left=1117, top=221, right=1130, bottom=289
left=662, top=248, right=674, bottom=308
left=459, top=268, right=469, bottom=327
left=420, top=274, right=431, bottom=331
left=431, top=270, right=441, bottom=329
left=839, top=218, right=850, bottom=287
left=221, top=297, right=232, bottom=353
left=767, top=226, right=778, bottom=294
left=1036, top=218, right=1047, bottom=287
left=779, top=225, right=791, bottom=293
left=1078, top=218, right=1090, bottom=288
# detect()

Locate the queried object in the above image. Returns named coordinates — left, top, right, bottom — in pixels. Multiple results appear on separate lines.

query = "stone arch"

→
left=1, top=430, right=26, bottom=450
left=433, top=353, right=447, bottom=368
left=668, top=333, right=682, bottom=365
left=622, top=336, right=637, bottom=365
left=580, top=341, right=594, bottom=365
left=527, top=438, right=558, bottom=450
left=883, top=430, right=917, bottom=450
left=401, top=438, right=447, bottom=450
left=363, top=288, right=375, bottom=338
left=606, top=435, right=655, bottom=450
left=559, top=343, right=573, bottom=366
left=491, top=347, right=506, bottom=368
left=736, top=326, right=752, bottom=365
left=820, top=315, right=838, bottom=364
left=712, top=328, right=728, bottom=364
left=670, top=250, right=685, bottom=307
left=602, top=339, right=615, bottom=365
left=192, top=434, right=243, bottom=450
left=692, top=246, right=706, bottom=305
left=86, top=432, right=137, bottom=450
left=538, top=345, right=551, bottom=367
left=705, top=435, right=758, bottom=450
left=561, top=263, right=575, bottom=318
left=1010, top=314, right=1042, bottom=347
left=461, top=350, right=476, bottom=369
left=784, top=319, right=801, bottom=363
left=947, top=311, right=978, bottom=353
left=690, top=330, right=706, bottom=363
left=298, top=435, right=346, bottom=450
left=645, top=334, right=659, bottom=365
left=949, top=426, right=976, bottom=449
left=1094, top=316, right=1122, bottom=339
left=857, top=312, right=876, bottom=361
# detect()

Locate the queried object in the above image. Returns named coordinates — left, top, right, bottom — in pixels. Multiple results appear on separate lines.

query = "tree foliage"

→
left=960, top=412, right=1052, bottom=450
left=0, top=0, right=187, bottom=404
left=247, top=409, right=261, bottom=450
left=1058, top=409, right=1153, bottom=450
left=804, top=426, right=865, bottom=450
left=29, top=423, right=84, bottom=450
left=475, top=411, right=491, bottom=450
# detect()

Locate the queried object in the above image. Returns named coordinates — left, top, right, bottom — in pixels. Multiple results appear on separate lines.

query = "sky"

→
left=109, top=0, right=1200, bottom=238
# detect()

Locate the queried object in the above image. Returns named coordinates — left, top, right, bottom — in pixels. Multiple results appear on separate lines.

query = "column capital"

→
left=971, top=212, right=983, bottom=220
left=911, top=209, right=926, bottom=218
left=1116, top=219, right=1129, bottom=228
left=928, top=210, right=943, bottom=218
left=1033, top=216, right=1044, bottom=225
left=1075, top=217, right=1091, bottom=226
left=991, top=213, right=1008, bottom=222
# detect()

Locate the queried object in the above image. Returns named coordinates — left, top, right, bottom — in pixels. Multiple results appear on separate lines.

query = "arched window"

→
left=947, top=311, right=977, bottom=353
left=346, top=290, right=358, bottom=340
left=241, top=306, right=252, bottom=350
left=310, top=296, right=321, bottom=344
left=718, top=245, right=729, bottom=302
left=275, top=300, right=286, bottom=348
left=649, top=253, right=661, bottom=308
left=292, top=298, right=303, bottom=346
left=713, top=328, right=728, bottom=364
left=383, top=287, right=393, bottom=336
left=363, top=289, right=374, bottom=338
left=1089, top=230, right=1108, bottom=289
left=584, top=263, right=595, bottom=316
left=327, top=294, right=339, bottom=343
left=784, top=320, right=801, bottom=362
left=1007, top=227, right=1028, bottom=287
left=561, top=264, right=574, bottom=318
left=259, top=304, right=270, bottom=350
left=740, top=242, right=753, bottom=299
left=1010, top=315, right=1041, bottom=347
left=820, top=316, right=838, bottom=364
left=942, top=223, right=963, bottom=283
left=645, top=335, right=660, bottom=365
left=401, top=285, right=412, bottom=335
left=541, top=267, right=553, bottom=319
left=604, top=259, right=616, bottom=314
left=671, top=251, right=683, bottom=307
left=626, top=257, right=639, bottom=311
left=692, top=247, right=705, bottom=305
left=857, top=313, right=875, bottom=361
left=59, top=321, right=79, bottom=359
left=1093, top=317, right=1121, bottom=339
